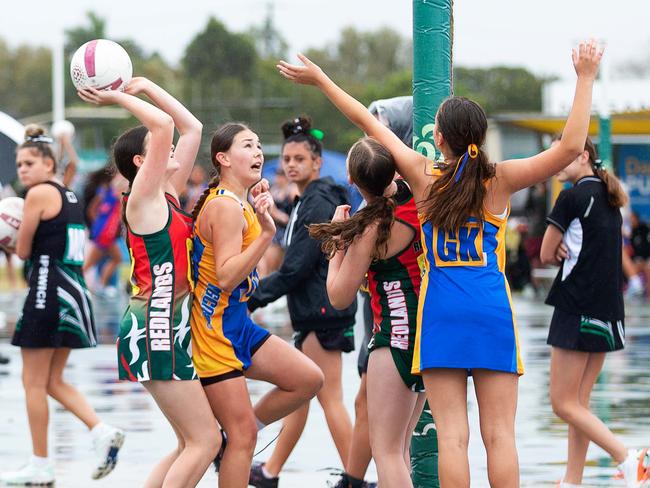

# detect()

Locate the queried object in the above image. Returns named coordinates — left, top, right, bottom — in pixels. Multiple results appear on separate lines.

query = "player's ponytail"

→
left=418, top=97, right=495, bottom=231
left=191, top=122, right=249, bottom=220
left=19, top=124, right=57, bottom=173
left=113, top=125, right=149, bottom=185
left=584, top=138, right=628, bottom=208
left=309, top=137, right=396, bottom=261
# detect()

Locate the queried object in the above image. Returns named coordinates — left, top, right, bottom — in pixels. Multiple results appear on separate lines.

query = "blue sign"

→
left=617, top=144, right=650, bottom=220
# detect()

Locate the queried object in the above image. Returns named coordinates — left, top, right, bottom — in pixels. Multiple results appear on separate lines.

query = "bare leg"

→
left=98, top=243, right=122, bottom=288
left=144, top=380, right=220, bottom=488
left=46, top=348, right=100, bottom=429
left=367, top=349, right=419, bottom=488
left=550, top=348, right=627, bottom=462
left=404, top=392, right=427, bottom=467
left=345, top=373, right=373, bottom=481
left=245, top=335, right=323, bottom=424
left=143, top=411, right=184, bottom=488
left=422, top=368, right=470, bottom=488
left=563, top=353, right=605, bottom=484
left=203, top=377, right=259, bottom=488
left=303, top=332, right=353, bottom=469
left=262, top=402, right=310, bottom=477
left=21, top=348, right=55, bottom=457
left=472, top=369, right=520, bottom=488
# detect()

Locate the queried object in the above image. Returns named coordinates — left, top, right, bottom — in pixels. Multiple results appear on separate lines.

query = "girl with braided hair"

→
left=309, top=136, right=427, bottom=487
left=278, top=40, right=603, bottom=487
left=540, top=137, right=649, bottom=487
left=190, top=122, right=323, bottom=488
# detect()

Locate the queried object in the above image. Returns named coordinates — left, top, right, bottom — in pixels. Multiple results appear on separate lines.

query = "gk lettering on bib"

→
left=432, top=222, right=485, bottom=267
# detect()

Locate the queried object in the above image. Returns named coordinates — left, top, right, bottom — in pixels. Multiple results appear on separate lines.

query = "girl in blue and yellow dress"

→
left=277, top=40, right=603, bottom=486
left=190, top=123, right=323, bottom=488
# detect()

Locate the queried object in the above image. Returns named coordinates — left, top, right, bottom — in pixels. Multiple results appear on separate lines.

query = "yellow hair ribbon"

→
left=468, top=143, right=479, bottom=158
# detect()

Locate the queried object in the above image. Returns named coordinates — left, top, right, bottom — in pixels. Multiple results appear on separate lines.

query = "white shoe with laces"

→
left=91, top=423, right=125, bottom=480
left=0, top=458, right=55, bottom=486
left=617, top=448, right=650, bottom=488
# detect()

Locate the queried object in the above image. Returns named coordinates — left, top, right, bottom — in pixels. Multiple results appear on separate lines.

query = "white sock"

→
left=261, top=465, right=276, bottom=479
left=30, top=455, right=50, bottom=468
left=255, top=417, right=266, bottom=432
left=559, top=482, right=581, bottom=488
left=90, top=422, right=107, bottom=440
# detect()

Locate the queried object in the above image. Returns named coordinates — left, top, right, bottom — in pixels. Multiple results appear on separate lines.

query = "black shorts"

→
left=293, top=325, right=355, bottom=353
left=547, top=308, right=625, bottom=353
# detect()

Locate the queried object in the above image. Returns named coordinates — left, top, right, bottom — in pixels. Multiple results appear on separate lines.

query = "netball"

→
left=69, top=39, right=132, bottom=92
left=0, top=197, right=24, bottom=248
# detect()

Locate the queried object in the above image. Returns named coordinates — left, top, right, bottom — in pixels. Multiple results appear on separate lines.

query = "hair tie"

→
left=25, top=135, right=54, bottom=144
left=309, top=129, right=324, bottom=140
left=468, top=143, right=479, bottom=158
left=593, top=158, right=603, bottom=169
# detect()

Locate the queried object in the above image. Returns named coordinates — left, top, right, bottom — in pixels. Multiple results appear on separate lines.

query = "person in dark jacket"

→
left=248, top=116, right=357, bottom=488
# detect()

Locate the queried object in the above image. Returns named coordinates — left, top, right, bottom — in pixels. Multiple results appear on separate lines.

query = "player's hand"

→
left=254, top=190, right=276, bottom=235
left=572, top=39, right=604, bottom=80
left=331, top=205, right=351, bottom=223
left=250, top=178, right=270, bottom=199
left=124, top=77, right=152, bottom=96
left=555, top=242, right=569, bottom=262
left=277, top=54, right=326, bottom=86
left=77, top=87, right=121, bottom=106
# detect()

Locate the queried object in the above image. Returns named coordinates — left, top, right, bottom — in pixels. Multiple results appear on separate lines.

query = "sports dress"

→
left=12, top=181, right=96, bottom=349
left=367, top=179, right=425, bottom=391
left=545, top=176, right=625, bottom=352
left=89, top=185, right=121, bottom=250
left=117, top=193, right=196, bottom=382
left=191, top=187, right=270, bottom=386
left=413, top=187, right=523, bottom=375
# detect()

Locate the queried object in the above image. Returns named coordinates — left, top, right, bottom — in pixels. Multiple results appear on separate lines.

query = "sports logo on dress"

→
left=432, top=222, right=485, bottom=267
left=65, top=191, right=78, bottom=203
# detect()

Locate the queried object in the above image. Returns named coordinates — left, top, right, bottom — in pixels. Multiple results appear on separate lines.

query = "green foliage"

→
left=0, top=12, right=547, bottom=160
left=454, top=66, right=544, bottom=114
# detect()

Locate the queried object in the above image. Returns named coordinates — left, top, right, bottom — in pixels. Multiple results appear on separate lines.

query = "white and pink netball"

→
left=70, top=39, right=132, bottom=92
left=0, top=197, right=24, bottom=248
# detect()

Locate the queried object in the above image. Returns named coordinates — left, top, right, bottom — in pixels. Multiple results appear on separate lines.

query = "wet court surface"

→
left=1, top=292, right=649, bottom=487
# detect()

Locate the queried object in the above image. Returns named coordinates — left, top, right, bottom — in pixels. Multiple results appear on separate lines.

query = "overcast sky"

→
left=1, top=0, right=648, bottom=80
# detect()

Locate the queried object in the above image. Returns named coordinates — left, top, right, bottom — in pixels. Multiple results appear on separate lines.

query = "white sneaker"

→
left=617, top=448, right=650, bottom=488
left=0, top=459, right=55, bottom=486
left=91, top=424, right=125, bottom=480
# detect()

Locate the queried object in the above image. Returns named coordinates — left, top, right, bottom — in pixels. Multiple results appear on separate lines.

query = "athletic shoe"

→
left=328, top=472, right=377, bottom=488
left=91, top=424, right=125, bottom=479
left=0, top=459, right=55, bottom=486
left=554, top=480, right=582, bottom=488
left=212, top=429, right=227, bottom=472
left=249, top=462, right=279, bottom=488
left=617, top=448, right=650, bottom=488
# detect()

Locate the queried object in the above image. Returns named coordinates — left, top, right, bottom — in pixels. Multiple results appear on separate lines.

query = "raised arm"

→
left=496, top=40, right=603, bottom=194
left=57, top=134, right=78, bottom=187
left=125, top=77, right=202, bottom=198
left=78, top=88, right=174, bottom=203
left=278, top=54, right=429, bottom=195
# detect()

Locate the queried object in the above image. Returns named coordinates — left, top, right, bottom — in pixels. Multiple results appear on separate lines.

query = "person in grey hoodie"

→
left=247, top=116, right=357, bottom=488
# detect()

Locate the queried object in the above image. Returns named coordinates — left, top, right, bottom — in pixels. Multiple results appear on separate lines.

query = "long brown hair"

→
left=309, top=137, right=396, bottom=261
left=584, top=138, right=628, bottom=208
left=18, top=124, right=57, bottom=173
left=419, top=97, right=495, bottom=231
left=191, top=123, right=249, bottom=220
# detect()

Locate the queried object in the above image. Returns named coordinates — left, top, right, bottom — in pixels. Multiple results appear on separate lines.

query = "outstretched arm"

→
left=125, top=77, right=202, bottom=198
left=278, top=54, right=430, bottom=196
left=496, top=40, right=604, bottom=194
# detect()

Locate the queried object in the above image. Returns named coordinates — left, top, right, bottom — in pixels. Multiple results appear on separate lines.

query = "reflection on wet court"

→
left=1, top=291, right=649, bottom=487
